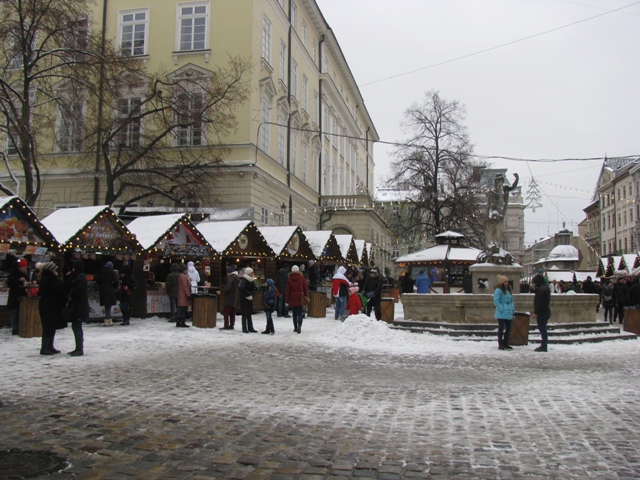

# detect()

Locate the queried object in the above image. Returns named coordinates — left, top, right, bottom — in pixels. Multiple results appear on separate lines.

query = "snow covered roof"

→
left=354, top=239, right=366, bottom=260
left=127, top=213, right=186, bottom=250
left=435, top=231, right=465, bottom=239
left=257, top=226, right=299, bottom=256
left=41, top=205, right=112, bottom=244
left=303, top=231, right=334, bottom=258
left=195, top=220, right=252, bottom=252
left=547, top=244, right=580, bottom=261
left=622, top=254, right=638, bottom=271
left=334, top=234, right=358, bottom=263
left=395, top=244, right=482, bottom=263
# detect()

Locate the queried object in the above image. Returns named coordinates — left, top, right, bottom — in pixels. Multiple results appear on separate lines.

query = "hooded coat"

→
left=221, top=272, right=239, bottom=308
left=286, top=270, right=309, bottom=307
left=263, top=278, right=277, bottom=312
left=332, top=266, right=350, bottom=297
left=97, top=263, right=119, bottom=308
left=38, top=268, right=66, bottom=329
left=239, top=270, right=256, bottom=315
left=533, top=275, right=551, bottom=316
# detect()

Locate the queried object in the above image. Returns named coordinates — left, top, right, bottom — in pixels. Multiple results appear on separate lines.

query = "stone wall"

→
left=401, top=293, right=599, bottom=324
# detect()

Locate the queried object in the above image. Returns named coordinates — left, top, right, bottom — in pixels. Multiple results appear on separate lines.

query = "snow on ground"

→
left=1, top=301, right=638, bottom=370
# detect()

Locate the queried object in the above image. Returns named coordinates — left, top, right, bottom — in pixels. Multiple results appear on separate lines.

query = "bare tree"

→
left=389, top=91, right=486, bottom=248
left=87, top=57, right=251, bottom=212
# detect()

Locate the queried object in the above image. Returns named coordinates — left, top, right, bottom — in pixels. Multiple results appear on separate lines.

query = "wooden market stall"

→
left=302, top=231, right=345, bottom=316
left=395, top=231, right=481, bottom=294
left=126, top=213, right=218, bottom=320
left=258, top=225, right=315, bottom=268
left=334, top=234, right=360, bottom=266
left=353, top=239, right=369, bottom=268
left=195, top=220, right=275, bottom=312
left=0, top=196, right=60, bottom=335
left=41, top=206, right=140, bottom=320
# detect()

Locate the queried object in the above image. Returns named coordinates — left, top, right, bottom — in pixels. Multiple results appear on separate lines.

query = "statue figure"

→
left=477, top=172, right=519, bottom=265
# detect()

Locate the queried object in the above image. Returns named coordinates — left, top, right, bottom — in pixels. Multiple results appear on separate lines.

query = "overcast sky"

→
left=315, top=0, right=640, bottom=245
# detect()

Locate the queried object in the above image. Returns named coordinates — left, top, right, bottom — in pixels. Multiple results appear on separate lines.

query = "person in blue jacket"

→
left=414, top=271, right=431, bottom=294
left=493, top=275, right=514, bottom=350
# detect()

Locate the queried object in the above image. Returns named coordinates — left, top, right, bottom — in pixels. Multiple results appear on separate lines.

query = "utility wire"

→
left=360, top=1, right=640, bottom=87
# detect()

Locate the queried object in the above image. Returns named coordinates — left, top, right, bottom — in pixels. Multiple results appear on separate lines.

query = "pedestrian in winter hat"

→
left=496, top=275, right=509, bottom=287
left=226, top=264, right=237, bottom=273
left=494, top=274, right=514, bottom=351
left=41, top=262, right=58, bottom=272
left=291, top=265, right=300, bottom=272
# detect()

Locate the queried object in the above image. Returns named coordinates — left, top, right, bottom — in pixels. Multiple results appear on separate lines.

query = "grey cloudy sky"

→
left=315, top=0, right=640, bottom=245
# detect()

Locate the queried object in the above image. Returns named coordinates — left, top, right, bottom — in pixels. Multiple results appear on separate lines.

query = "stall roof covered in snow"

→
left=196, top=220, right=252, bottom=252
left=303, top=231, right=334, bottom=258
left=127, top=213, right=186, bottom=251
left=41, top=205, right=110, bottom=245
left=258, top=226, right=298, bottom=256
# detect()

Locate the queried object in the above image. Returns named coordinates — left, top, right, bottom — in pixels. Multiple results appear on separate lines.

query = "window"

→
left=120, top=10, right=147, bottom=56
left=302, top=75, right=308, bottom=112
left=618, top=188, right=621, bottom=201
left=260, top=99, right=270, bottom=152
left=261, top=207, right=269, bottom=225
left=175, top=92, right=203, bottom=146
left=277, top=114, right=286, bottom=165
left=58, top=100, right=84, bottom=152
left=631, top=209, right=634, bottom=223
left=313, top=90, right=318, bottom=124
left=302, top=21, right=307, bottom=45
left=291, top=1, right=297, bottom=30
left=624, top=186, right=627, bottom=198
left=65, top=17, right=90, bottom=59
left=116, top=97, right=142, bottom=148
left=262, top=15, right=271, bottom=63
left=631, top=183, right=634, bottom=197
left=291, top=59, right=298, bottom=99
left=279, top=41, right=286, bottom=82
left=302, top=141, right=308, bottom=183
left=312, top=39, right=317, bottom=65
left=178, top=3, right=208, bottom=51
left=290, top=131, right=297, bottom=176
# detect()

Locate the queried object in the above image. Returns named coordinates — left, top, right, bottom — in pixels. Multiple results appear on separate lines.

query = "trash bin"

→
left=308, top=291, right=327, bottom=318
left=192, top=295, right=217, bottom=328
left=624, top=308, right=640, bottom=335
left=19, top=296, right=42, bottom=338
left=510, top=312, right=530, bottom=346
left=390, top=287, right=400, bottom=303
left=380, top=297, right=395, bottom=323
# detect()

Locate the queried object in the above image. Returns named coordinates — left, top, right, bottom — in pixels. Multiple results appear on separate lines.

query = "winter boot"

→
left=40, top=337, right=54, bottom=355
left=69, top=349, right=84, bottom=356
left=498, top=340, right=505, bottom=350
left=104, top=318, right=113, bottom=326
left=48, top=333, right=60, bottom=354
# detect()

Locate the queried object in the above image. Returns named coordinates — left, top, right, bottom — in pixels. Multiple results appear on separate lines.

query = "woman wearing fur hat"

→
left=37, top=262, right=65, bottom=355
left=493, top=275, right=514, bottom=350
left=239, top=267, right=257, bottom=333
left=286, top=265, right=309, bottom=333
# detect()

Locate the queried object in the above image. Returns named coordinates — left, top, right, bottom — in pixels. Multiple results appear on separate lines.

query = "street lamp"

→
left=280, top=203, right=287, bottom=225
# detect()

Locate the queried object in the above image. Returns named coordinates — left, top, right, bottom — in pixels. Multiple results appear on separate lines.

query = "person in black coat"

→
left=66, top=259, right=89, bottom=356
left=37, top=262, right=66, bottom=355
left=276, top=264, right=290, bottom=317
left=7, top=258, right=29, bottom=335
left=401, top=270, right=414, bottom=294
left=531, top=274, right=551, bottom=352
left=96, top=261, right=120, bottom=326
left=239, top=267, right=257, bottom=333
left=118, top=265, right=137, bottom=326
left=363, top=268, right=383, bottom=320
left=614, top=277, right=630, bottom=324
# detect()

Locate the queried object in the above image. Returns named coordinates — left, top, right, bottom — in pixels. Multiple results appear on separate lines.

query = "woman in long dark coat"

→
left=37, top=262, right=66, bottom=355
left=96, top=261, right=119, bottom=325
left=239, top=267, right=257, bottom=333
left=66, top=259, right=89, bottom=356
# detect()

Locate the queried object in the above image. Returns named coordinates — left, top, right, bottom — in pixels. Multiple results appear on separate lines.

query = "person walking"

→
left=601, top=280, right=616, bottom=324
left=493, top=275, right=514, bottom=350
left=286, top=265, right=309, bottom=333
left=239, top=267, right=257, bottom=333
left=413, top=270, right=431, bottom=294
left=614, top=276, right=629, bottom=324
left=276, top=264, right=290, bottom=317
left=37, top=262, right=66, bottom=355
left=217, top=265, right=239, bottom=330
left=96, top=261, right=119, bottom=326
left=176, top=264, right=191, bottom=328
left=66, top=259, right=89, bottom=356
left=262, top=278, right=277, bottom=335
left=531, top=273, right=551, bottom=352
left=332, top=266, right=350, bottom=320
left=7, top=258, right=29, bottom=335
left=118, top=265, right=137, bottom=326
left=363, top=268, right=383, bottom=321
left=165, top=263, right=180, bottom=323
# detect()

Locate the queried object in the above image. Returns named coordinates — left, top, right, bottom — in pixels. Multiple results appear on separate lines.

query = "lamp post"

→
left=281, top=196, right=293, bottom=225
left=280, top=203, right=287, bottom=226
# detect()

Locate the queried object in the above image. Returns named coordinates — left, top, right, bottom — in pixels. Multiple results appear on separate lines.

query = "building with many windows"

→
left=1, top=0, right=394, bottom=271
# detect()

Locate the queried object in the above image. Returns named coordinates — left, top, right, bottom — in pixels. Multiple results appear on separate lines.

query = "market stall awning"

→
left=196, top=220, right=274, bottom=258
left=303, top=231, right=343, bottom=263
left=353, top=239, right=369, bottom=266
left=258, top=226, right=314, bottom=261
left=334, top=234, right=359, bottom=265
left=41, top=206, right=140, bottom=254
left=0, top=196, right=59, bottom=252
left=126, top=213, right=217, bottom=257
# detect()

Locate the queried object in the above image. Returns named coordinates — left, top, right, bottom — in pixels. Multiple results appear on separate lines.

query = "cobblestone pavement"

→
left=2, top=324, right=640, bottom=479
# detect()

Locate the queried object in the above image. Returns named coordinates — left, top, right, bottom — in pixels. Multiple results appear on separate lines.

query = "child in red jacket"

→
left=344, top=286, right=363, bottom=319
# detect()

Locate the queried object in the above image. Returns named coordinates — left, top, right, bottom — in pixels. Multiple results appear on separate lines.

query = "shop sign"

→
left=0, top=206, right=45, bottom=243
left=80, top=216, right=130, bottom=250
left=237, top=233, right=249, bottom=250
left=287, top=233, right=300, bottom=256
left=163, top=244, right=211, bottom=257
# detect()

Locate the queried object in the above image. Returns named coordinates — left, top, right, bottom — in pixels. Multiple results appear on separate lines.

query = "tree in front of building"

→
left=389, top=90, right=486, bottom=248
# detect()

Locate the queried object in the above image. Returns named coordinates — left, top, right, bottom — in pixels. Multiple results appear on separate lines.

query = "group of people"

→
left=332, top=265, right=384, bottom=320
left=214, top=262, right=310, bottom=334
left=7, top=257, right=138, bottom=357
left=600, top=275, right=640, bottom=324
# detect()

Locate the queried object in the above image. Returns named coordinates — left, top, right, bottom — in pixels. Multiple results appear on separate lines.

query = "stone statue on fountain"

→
left=476, top=172, right=519, bottom=265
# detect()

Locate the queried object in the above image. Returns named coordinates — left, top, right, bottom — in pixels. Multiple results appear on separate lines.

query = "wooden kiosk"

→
left=334, top=234, right=360, bottom=267
left=0, top=196, right=60, bottom=337
left=41, top=206, right=141, bottom=320
left=126, top=213, right=218, bottom=324
left=196, top=220, right=275, bottom=312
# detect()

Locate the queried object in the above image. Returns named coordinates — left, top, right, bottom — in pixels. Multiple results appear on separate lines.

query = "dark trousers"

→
left=169, top=297, right=177, bottom=318
left=366, top=297, right=381, bottom=320
left=277, top=294, right=289, bottom=317
left=176, top=305, right=188, bottom=323
left=265, top=309, right=274, bottom=332
left=72, top=320, right=84, bottom=351
left=536, top=313, right=551, bottom=348
left=291, top=306, right=303, bottom=329
left=10, top=308, right=19, bottom=334
left=120, top=301, right=131, bottom=322
left=241, top=314, right=254, bottom=332
left=604, top=306, right=615, bottom=323
left=497, top=318, right=512, bottom=346
left=223, top=306, right=236, bottom=328
left=615, top=304, right=625, bottom=324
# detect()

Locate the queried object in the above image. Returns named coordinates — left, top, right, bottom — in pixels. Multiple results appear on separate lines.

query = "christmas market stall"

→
left=366, top=242, right=374, bottom=267
left=195, top=220, right=275, bottom=312
left=303, top=230, right=344, bottom=281
left=354, top=239, right=369, bottom=268
left=258, top=225, right=315, bottom=268
left=334, top=234, right=360, bottom=266
left=395, top=231, right=481, bottom=294
left=126, top=213, right=217, bottom=322
left=41, top=206, right=140, bottom=321
left=0, top=196, right=59, bottom=335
